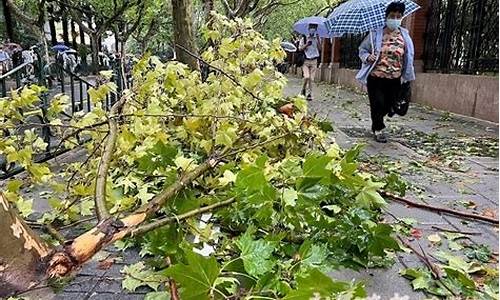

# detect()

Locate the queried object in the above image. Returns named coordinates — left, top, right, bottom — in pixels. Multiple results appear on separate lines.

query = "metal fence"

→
left=339, top=34, right=365, bottom=69
left=423, top=0, right=499, bottom=74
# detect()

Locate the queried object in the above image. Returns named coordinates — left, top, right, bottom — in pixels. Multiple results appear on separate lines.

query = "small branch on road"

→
left=381, top=191, right=499, bottom=225
left=430, top=226, right=482, bottom=236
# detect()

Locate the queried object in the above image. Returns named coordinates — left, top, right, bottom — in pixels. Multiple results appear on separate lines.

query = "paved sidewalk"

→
left=285, top=77, right=499, bottom=299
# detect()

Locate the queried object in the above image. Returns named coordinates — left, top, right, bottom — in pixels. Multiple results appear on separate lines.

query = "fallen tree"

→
left=0, top=14, right=400, bottom=299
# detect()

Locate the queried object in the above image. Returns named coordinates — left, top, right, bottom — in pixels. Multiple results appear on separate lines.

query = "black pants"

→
left=367, top=75, right=401, bottom=132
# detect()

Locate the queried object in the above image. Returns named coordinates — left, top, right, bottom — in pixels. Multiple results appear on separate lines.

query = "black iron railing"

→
left=339, top=34, right=365, bottom=70
left=423, top=0, right=499, bottom=74
left=0, top=55, right=127, bottom=178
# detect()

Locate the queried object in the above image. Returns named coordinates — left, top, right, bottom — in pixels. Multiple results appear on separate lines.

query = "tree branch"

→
left=132, top=198, right=236, bottom=236
left=94, top=96, right=128, bottom=221
left=47, top=134, right=289, bottom=277
left=381, top=191, right=499, bottom=225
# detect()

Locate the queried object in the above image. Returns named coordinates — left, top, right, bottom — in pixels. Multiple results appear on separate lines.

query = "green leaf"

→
left=236, top=230, right=276, bottom=277
left=215, top=123, right=238, bottom=147
left=355, top=180, right=387, bottom=208
left=236, top=166, right=267, bottom=188
left=282, top=188, right=298, bottom=207
left=443, top=267, right=475, bottom=289
left=317, top=120, right=333, bottom=132
left=298, top=241, right=328, bottom=269
left=284, top=269, right=350, bottom=299
left=368, top=224, right=399, bottom=256
left=163, top=251, right=220, bottom=300
left=122, top=262, right=164, bottom=292
left=400, top=268, right=433, bottom=291
left=302, top=154, right=332, bottom=179
left=16, top=197, right=33, bottom=218
left=79, top=199, right=94, bottom=216
left=219, top=170, right=237, bottom=186
left=322, top=204, right=341, bottom=214
left=7, top=179, right=23, bottom=193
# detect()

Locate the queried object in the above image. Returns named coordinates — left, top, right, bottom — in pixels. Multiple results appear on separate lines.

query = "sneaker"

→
left=306, top=93, right=313, bottom=101
left=373, top=129, right=387, bottom=143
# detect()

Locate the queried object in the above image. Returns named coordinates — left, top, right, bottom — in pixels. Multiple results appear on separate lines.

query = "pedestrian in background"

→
left=299, top=23, right=321, bottom=101
left=356, top=2, right=415, bottom=143
left=0, top=46, right=11, bottom=74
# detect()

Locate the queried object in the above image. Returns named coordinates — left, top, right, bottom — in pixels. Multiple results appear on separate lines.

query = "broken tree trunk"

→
left=0, top=194, right=52, bottom=297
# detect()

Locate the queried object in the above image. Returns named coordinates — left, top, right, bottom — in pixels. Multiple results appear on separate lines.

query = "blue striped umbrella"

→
left=325, top=0, right=420, bottom=37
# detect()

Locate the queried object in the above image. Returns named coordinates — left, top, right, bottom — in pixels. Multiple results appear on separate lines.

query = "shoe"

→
left=388, top=107, right=395, bottom=117
left=373, top=129, right=387, bottom=143
left=306, top=93, right=313, bottom=101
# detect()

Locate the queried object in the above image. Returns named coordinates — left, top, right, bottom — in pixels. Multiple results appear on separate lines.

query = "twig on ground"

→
left=381, top=191, right=499, bottom=225
left=430, top=226, right=481, bottom=236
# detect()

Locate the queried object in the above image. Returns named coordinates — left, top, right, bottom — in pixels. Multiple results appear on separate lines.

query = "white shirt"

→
left=299, top=35, right=320, bottom=59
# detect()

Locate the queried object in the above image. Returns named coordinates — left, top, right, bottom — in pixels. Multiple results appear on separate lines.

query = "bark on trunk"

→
left=62, top=16, right=70, bottom=46
left=90, top=34, right=100, bottom=74
left=0, top=194, right=52, bottom=297
left=172, top=0, right=199, bottom=70
left=71, top=21, right=78, bottom=49
left=204, top=0, right=214, bottom=23
left=1, top=0, right=16, bottom=42
left=47, top=5, right=57, bottom=45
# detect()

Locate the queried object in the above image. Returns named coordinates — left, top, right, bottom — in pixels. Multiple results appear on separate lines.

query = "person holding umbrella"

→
left=298, top=24, right=322, bottom=101
left=357, top=2, right=415, bottom=143
left=294, top=16, right=330, bottom=101
left=324, top=0, right=419, bottom=143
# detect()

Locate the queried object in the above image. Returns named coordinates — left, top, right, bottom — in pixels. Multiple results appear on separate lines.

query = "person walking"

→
left=299, top=23, right=321, bottom=101
left=0, top=46, right=11, bottom=74
left=356, top=2, right=415, bottom=143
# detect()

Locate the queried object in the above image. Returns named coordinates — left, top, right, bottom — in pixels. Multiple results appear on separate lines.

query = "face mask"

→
left=386, top=18, right=402, bottom=30
left=309, top=28, right=316, bottom=35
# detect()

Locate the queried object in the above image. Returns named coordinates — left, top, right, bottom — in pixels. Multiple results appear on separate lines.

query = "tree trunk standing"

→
left=172, top=0, right=199, bottom=70
left=204, top=0, right=214, bottom=23
left=1, top=0, right=16, bottom=42
left=90, top=33, right=100, bottom=73
left=0, top=194, right=52, bottom=297
left=47, top=5, right=57, bottom=45
left=71, top=21, right=78, bottom=49
left=62, top=16, right=70, bottom=46
left=78, top=24, right=87, bottom=67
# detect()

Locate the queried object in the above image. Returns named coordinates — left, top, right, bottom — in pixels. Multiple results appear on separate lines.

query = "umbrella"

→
left=293, top=16, right=332, bottom=38
left=324, top=0, right=420, bottom=37
left=3, top=42, right=22, bottom=55
left=280, top=41, right=297, bottom=53
left=52, top=44, right=70, bottom=52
